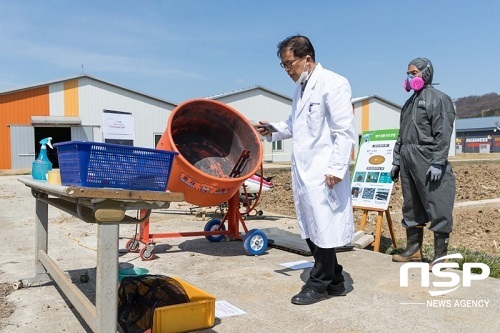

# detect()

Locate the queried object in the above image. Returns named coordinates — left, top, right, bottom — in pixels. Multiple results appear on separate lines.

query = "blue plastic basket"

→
left=54, top=141, right=177, bottom=191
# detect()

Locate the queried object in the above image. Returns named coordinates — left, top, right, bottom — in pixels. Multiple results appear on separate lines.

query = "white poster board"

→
left=102, top=110, right=135, bottom=141
left=351, top=129, right=399, bottom=211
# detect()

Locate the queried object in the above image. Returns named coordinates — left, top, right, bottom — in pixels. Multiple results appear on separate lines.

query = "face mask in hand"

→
left=403, top=74, right=425, bottom=92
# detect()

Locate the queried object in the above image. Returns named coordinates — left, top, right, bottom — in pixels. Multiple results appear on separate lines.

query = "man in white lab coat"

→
left=256, top=35, right=356, bottom=305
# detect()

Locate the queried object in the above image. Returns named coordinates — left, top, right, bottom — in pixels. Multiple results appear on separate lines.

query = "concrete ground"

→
left=0, top=174, right=499, bottom=333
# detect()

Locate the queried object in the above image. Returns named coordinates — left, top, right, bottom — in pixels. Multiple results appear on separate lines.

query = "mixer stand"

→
left=126, top=151, right=269, bottom=260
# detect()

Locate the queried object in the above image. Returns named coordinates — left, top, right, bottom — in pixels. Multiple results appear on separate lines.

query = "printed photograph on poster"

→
left=365, top=172, right=379, bottom=183
left=351, top=186, right=362, bottom=198
left=375, top=188, right=390, bottom=201
left=378, top=172, right=392, bottom=183
left=351, top=129, right=399, bottom=210
left=353, top=172, right=366, bottom=182
left=361, top=187, right=375, bottom=199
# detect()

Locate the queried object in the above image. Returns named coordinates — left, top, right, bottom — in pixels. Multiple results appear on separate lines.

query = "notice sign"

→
left=102, top=110, right=135, bottom=141
left=351, top=129, right=399, bottom=210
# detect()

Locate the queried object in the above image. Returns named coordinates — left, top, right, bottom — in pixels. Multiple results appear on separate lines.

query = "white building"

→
left=0, top=75, right=176, bottom=169
left=208, top=86, right=292, bottom=162
left=210, top=87, right=403, bottom=162
left=1, top=76, right=404, bottom=170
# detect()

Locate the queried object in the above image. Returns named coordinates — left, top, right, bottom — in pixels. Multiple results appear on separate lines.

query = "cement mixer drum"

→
left=156, top=99, right=263, bottom=207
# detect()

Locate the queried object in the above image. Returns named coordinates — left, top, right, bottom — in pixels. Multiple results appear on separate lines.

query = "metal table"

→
left=17, top=176, right=184, bottom=333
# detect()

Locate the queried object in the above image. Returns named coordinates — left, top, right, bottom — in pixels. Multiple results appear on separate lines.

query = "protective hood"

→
left=409, top=57, right=434, bottom=85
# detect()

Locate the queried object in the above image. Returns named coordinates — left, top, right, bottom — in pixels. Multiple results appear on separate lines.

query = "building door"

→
left=35, top=127, right=71, bottom=168
left=10, top=126, right=35, bottom=169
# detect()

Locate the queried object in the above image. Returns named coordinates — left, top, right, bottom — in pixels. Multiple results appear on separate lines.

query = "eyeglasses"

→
left=279, top=56, right=306, bottom=69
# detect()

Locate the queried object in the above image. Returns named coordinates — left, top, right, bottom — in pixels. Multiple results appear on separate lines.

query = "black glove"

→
left=426, top=164, right=443, bottom=182
left=390, top=165, right=400, bottom=182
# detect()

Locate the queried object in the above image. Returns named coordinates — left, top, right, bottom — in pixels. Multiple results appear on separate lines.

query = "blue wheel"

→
left=243, top=229, right=268, bottom=256
left=204, top=219, right=226, bottom=242
left=244, top=228, right=259, bottom=241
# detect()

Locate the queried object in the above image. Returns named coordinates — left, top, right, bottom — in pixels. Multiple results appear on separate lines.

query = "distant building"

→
left=351, top=95, right=404, bottom=155
left=207, top=86, right=292, bottom=162
left=455, top=116, right=500, bottom=153
left=0, top=75, right=176, bottom=170
left=1, top=76, right=404, bottom=170
left=211, top=87, right=404, bottom=162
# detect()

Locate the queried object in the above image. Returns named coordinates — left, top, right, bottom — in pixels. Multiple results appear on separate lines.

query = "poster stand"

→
left=355, top=206, right=398, bottom=252
left=351, top=129, right=400, bottom=252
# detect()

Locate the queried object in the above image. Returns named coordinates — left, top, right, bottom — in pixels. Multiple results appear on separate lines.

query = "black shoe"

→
left=327, top=282, right=346, bottom=296
left=291, top=286, right=327, bottom=305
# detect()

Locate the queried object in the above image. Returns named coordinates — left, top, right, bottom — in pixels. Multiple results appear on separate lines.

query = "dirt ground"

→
left=0, top=284, right=14, bottom=328
left=257, top=157, right=500, bottom=257
left=0, top=156, right=499, bottom=330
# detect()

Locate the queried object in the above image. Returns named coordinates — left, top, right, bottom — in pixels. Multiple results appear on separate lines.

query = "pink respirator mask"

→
left=403, top=75, right=425, bottom=92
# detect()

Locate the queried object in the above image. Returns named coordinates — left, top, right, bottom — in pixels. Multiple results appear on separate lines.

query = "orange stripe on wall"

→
left=64, top=79, right=79, bottom=116
left=361, top=100, right=370, bottom=132
left=0, top=87, right=49, bottom=169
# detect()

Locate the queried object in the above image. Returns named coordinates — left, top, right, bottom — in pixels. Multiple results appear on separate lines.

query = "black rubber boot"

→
left=429, top=232, right=450, bottom=271
left=392, top=227, right=424, bottom=262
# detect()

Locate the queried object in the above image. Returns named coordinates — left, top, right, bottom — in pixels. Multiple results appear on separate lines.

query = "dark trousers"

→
left=305, top=238, right=344, bottom=292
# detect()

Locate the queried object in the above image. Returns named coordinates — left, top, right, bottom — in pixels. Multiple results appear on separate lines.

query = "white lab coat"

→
left=269, top=64, right=356, bottom=248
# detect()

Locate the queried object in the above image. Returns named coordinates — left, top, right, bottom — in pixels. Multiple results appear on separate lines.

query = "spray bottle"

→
left=32, top=137, right=53, bottom=180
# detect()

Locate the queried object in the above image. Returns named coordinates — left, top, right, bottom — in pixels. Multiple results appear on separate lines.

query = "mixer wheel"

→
left=204, top=219, right=226, bottom=242
left=126, top=238, right=140, bottom=253
left=243, top=229, right=268, bottom=256
left=140, top=244, right=155, bottom=261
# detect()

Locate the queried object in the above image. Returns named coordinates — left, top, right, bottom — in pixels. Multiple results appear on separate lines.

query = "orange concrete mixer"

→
left=156, top=99, right=263, bottom=207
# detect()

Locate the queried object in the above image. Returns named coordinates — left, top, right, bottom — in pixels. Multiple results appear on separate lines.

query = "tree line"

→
left=454, top=92, right=500, bottom=119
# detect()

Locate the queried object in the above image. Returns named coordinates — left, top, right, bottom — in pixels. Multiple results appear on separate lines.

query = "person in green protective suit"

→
left=391, top=57, right=456, bottom=270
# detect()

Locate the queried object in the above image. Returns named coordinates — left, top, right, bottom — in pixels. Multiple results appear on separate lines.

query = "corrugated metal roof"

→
left=351, top=95, right=402, bottom=109
left=206, top=85, right=292, bottom=101
left=1, top=76, right=404, bottom=111
left=456, top=116, right=500, bottom=131
left=0, top=74, right=178, bottom=107
left=351, top=95, right=371, bottom=103
left=208, top=87, right=403, bottom=110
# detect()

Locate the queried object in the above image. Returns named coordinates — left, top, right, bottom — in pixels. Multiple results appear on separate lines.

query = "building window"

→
left=272, top=140, right=283, bottom=151
left=154, top=134, right=162, bottom=148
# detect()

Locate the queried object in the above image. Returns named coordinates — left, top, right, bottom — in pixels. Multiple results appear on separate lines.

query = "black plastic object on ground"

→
left=117, top=275, right=190, bottom=333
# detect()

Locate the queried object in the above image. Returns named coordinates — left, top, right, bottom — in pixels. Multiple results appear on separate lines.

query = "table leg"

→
left=15, top=195, right=52, bottom=289
left=95, top=222, right=119, bottom=333
left=35, top=194, right=49, bottom=274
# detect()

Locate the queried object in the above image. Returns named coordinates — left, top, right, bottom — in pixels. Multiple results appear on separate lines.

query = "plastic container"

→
left=32, top=137, right=53, bottom=180
left=53, top=141, right=177, bottom=191
left=156, top=99, right=263, bottom=206
left=152, top=277, right=216, bottom=333
left=118, top=267, right=149, bottom=282
left=47, top=169, right=61, bottom=185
